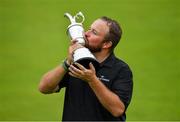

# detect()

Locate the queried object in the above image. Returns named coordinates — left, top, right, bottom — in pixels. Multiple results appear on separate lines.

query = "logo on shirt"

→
left=98, top=75, right=110, bottom=82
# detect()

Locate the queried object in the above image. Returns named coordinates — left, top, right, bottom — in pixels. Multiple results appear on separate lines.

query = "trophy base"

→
left=73, top=47, right=99, bottom=70
left=75, top=57, right=99, bottom=71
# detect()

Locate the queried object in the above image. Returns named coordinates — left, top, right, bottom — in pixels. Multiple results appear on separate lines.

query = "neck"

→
left=93, top=51, right=111, bottom=63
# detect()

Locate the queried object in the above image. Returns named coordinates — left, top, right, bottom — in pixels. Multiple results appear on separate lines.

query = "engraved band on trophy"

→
left=64, top=12, right=99, bottom=69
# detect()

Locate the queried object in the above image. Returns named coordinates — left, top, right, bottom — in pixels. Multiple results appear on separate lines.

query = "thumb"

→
left=70, top=39, right=78, bottom=45
left=89, top=62, right=95, bottom=72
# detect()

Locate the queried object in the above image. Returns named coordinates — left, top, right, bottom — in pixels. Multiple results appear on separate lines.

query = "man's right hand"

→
left=38, top=40, right=84, bottom=94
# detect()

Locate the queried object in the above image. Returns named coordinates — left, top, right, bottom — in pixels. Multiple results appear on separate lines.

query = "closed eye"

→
left=92, top=29, right=98, bottom=35
left=88, top=28, right=98, bottom=35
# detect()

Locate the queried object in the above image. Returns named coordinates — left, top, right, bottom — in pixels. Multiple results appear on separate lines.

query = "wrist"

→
left=66, top=59, right=71, bottom=65
left=62, top=59, right=70, bottom=71
left=88, top=76, right=98, bottom=84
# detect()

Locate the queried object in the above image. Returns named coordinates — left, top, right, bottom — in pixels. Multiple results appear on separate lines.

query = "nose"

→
left=85, top=30, right=90, bottom=37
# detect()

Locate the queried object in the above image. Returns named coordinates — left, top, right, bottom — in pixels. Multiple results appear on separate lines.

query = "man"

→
left=38, top=16, right=133, bottom=121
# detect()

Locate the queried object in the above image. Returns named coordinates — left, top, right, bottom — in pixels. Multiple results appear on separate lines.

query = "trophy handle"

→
left=64, top=13, right=76, bottom=24
left=75, top=12, right=85, bottom=24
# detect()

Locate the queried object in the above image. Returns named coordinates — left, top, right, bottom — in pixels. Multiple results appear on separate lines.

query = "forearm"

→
left=88, top=77, right=125, bottom=117
left=38, top=65, right=67, bottom=94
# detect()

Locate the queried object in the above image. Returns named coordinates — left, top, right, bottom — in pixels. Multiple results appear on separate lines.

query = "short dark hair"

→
left=100, top=16, right=122, bottom=51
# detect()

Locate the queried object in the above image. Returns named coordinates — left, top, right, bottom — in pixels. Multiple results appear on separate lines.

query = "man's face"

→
left=85, top=19, right=109, bottom=53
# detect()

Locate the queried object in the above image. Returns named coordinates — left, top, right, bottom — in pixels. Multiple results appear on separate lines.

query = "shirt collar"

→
left=99, top=52, right=116, bottom=68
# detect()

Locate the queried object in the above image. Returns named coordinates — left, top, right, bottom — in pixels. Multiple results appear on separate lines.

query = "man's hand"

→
left=68, top=62, right=97, bottom=82
left=66, top=40, right=84, bottom=65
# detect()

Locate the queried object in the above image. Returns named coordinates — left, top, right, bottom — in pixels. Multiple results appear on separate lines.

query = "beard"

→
left=85, top=45, right=102, bottom=53
left=85, top=41, right=103, bottom=53
left=84, top=35, right=105, bottom=53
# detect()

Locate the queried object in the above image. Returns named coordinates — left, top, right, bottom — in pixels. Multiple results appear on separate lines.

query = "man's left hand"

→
left=68, top=62, right=97, bottom=82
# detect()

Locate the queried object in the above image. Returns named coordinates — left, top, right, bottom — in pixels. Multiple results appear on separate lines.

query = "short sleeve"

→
left=56, top=73, right=70, bottom=92
left=111, top=65, right=133, bottom=109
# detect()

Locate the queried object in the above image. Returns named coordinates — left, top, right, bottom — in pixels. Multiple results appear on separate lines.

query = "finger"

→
left=74, top=43, right=84, bottom=49
left=69, top=72, right=78, bottom=78
left=70, top=40, right=78, bottom=45
left=68, top=66, right=80, bottom=76
left=72, top=39, right=78, bottom=43
left=74, top=62, right=86, bottom=71
left=89, top=62, right=95, bottom=72
left=69, top=65, right=82, bottom=74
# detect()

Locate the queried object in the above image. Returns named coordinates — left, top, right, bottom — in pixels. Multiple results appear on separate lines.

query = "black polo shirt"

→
left=58, top=53, right=133, bottom=121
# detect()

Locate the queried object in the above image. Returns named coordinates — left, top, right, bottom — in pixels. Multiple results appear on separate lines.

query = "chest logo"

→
left=98, top=75, right=110, bottom=82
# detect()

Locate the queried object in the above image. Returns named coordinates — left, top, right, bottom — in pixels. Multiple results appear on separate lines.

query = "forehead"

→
left=91, top=19, right=109, bottom=35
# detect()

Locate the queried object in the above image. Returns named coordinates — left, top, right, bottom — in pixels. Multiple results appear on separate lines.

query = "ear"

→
left=103, top=41, right=112, bottom=49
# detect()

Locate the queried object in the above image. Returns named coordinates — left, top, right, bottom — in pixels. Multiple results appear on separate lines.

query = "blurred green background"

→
left=0, top=0, right=180, bottom=121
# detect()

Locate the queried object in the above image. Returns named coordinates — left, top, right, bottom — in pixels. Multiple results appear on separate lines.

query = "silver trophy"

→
left=64, top=12, right=99, bottom=69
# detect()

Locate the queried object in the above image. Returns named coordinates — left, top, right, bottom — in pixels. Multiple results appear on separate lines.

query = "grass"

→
left=0, top=0, right=180, bottom=121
